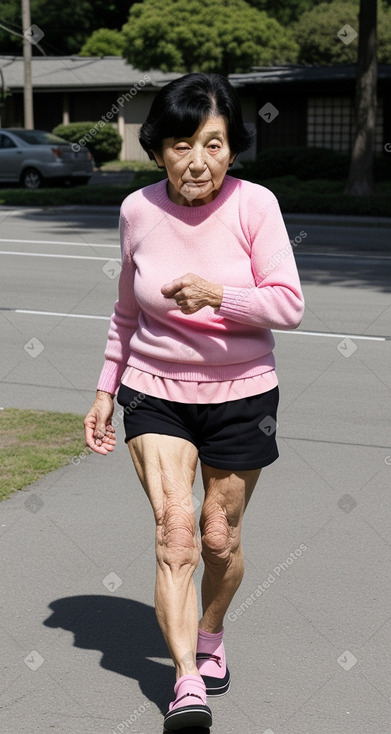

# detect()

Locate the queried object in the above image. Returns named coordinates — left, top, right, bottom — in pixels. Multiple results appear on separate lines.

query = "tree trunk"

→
left=345, top=0, right=377, bottom=196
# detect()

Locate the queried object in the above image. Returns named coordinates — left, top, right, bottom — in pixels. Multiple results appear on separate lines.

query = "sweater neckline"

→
left=154, top=174, right=238, bottom=219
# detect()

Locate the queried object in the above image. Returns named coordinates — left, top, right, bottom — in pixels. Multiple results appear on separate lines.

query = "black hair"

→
left=139, top=72, right=253, bottom=164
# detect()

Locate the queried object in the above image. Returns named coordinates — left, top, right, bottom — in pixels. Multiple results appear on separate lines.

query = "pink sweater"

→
left=97, top=175, right=304, bottom=402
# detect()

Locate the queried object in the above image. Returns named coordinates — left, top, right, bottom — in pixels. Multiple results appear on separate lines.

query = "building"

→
left=0, top=55, right=390, bottom=162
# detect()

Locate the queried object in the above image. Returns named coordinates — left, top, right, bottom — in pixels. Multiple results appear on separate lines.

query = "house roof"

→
left=1, top=55, right=390, bottom=92
left=0, top=55, right=182, bottom=92
left=232, top=64, right=391, bottom=86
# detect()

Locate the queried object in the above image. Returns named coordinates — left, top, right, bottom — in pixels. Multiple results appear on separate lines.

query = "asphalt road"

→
left=0, top=206, right=391, bottom=734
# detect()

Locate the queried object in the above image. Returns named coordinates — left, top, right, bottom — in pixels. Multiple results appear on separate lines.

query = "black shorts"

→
left=116, top=383, right=279, bottom=471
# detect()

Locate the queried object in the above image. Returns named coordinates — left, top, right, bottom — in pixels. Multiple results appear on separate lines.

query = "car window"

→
left=7, top=130, right=67, bottom=145
left=0, top=134, right=17, bottom=149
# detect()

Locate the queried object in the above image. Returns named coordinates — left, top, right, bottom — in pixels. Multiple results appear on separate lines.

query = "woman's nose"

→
left=188, top=150, right=207, bottom=171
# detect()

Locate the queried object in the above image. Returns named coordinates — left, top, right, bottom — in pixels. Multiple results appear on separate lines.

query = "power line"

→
left=0, top=19, right=46, bottom=55
left=0, top=17, right=93, bottom=56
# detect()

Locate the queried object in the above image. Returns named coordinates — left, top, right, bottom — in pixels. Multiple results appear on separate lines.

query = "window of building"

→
left=307, top=97, right=384, bottom=153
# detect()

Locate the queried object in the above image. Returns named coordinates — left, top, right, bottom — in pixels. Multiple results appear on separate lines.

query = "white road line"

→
left=0, top=251, right=120, bottom=261
left=0, top=238, right=118, bottom=248
left=0, top=241, right=389, bottom=259
left=16, top=309, right=110, bottom=320
left=274, top=329, right=385, bottom=341
left=7, top=310, right=389, bottom=339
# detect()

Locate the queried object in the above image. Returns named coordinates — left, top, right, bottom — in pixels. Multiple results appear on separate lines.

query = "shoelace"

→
left=173, top=691, right=203, bottom=706
left=196, top=652, right=222, bottom=668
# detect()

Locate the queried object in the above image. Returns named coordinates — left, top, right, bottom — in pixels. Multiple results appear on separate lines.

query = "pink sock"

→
left=197, top=627, right=226, bottom=678
left=169, top=674, right=207, bottom=712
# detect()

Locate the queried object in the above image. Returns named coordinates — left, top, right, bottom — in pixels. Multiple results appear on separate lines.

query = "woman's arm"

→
left=214, top=197, right=305, bottom=330
left=162, top=196, right=304, bottom=330
left=96, top=207, right=140, bottom=395
left=85, top=206, right=140, bottom=454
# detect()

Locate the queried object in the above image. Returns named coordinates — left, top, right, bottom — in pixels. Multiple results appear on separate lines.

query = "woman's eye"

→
left=175, top=146, right=190, bottom=152
left=208, top=144, right=221, bottom=151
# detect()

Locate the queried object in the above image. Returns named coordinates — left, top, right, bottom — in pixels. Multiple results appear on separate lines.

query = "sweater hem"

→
left=126, top=352, right=275, bottom=381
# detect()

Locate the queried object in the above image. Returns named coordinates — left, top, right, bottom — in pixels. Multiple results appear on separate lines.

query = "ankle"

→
left=199, top=623, right=224, bottom=635
left=176, top=665, right=202, bottom=681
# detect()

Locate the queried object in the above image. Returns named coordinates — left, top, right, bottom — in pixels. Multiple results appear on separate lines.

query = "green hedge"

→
left=52, top=122, right=122, bottom=167
left=241, top=146, right=391, bottom=182
left=1, top=175, right=390, bottom=215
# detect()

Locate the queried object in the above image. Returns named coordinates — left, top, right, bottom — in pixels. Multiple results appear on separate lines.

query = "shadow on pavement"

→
left=43, top=594, right=174, bottom=715
left=10, top=207, right=120, bottom=232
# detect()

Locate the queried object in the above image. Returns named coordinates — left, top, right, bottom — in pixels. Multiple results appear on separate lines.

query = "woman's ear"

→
left=151, top=149, right=165, bottom=169
left=228, top=153, right=237, bottom=168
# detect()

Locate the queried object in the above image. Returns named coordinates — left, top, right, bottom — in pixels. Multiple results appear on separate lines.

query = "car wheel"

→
left=21, top=168, right=44, bottom=189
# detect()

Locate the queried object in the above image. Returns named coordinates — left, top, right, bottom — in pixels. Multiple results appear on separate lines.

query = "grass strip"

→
left=0, top=408, right=87, bottom=502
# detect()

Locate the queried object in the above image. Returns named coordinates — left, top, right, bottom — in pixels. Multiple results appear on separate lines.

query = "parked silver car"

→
left=0, top=129, right=94, bottom=188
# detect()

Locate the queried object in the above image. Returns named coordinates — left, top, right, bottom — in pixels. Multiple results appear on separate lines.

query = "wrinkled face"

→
left=152, top=115, right=236, bottom=206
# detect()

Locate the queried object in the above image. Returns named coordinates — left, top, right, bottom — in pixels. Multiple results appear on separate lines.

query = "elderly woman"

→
left=84, top=72, right=304, bottom=731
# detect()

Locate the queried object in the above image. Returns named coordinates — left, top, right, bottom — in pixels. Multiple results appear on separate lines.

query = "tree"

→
left=345, top=0, right=377, bottom=195
left=293, top=0, right=391, bottom=64
left=121, top=0, right=299, bottom=75
left=79, top=28, right=125, bottom=57
left=245, top=0, right=329, bottom=25
left=0, top=0, right=135, bottom=55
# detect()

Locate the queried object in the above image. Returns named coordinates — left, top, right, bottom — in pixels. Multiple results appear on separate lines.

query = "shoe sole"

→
left=163, top=703, right=212, bottom=731
left=201, top=668, right=231, bottom=696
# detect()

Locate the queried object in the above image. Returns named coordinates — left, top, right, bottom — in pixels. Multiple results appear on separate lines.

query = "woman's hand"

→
left=161, top=273, right=223, bottom=314
left=84, top=391, right=116, bottom=455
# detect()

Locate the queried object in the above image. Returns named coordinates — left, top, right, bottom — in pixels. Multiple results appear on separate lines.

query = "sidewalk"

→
left=1, top=397, right=390, bottom=733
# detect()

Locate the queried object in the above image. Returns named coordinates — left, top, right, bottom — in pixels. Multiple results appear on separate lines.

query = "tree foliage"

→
left=245, top=0, right=331, bottom=25
left=121, top=0, right=299, bottom=74
left=2, top=0, right=390, bottom=69
left=294, top=0, right=391, bottom=64
left=79, top=28, right=126, bottom=57
left=0, top=0, right=135, bottom=55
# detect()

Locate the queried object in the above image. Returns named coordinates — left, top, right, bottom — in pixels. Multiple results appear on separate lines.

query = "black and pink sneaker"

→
left=163, top=674, right=212, bottom=731
left=196, top=628, right=231, bottom=696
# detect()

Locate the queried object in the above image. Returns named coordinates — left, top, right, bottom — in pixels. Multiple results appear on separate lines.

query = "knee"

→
left=201, top=506, right=240, bottom=567
left=156, top=504, right=200, bottom=572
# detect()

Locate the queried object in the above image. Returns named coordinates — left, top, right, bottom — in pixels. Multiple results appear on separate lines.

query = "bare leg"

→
left=127, top=433, right=201, bottom=680
left=198, top=464, right=262, bottom=633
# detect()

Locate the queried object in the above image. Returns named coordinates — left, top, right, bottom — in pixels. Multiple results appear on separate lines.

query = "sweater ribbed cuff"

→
left=217, top=285, right=253, bottom=317
left=96, top=359, right=126, bottom=395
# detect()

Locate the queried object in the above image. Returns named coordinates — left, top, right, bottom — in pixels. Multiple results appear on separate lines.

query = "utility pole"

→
left=22, top=0, right=34, bottom=128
